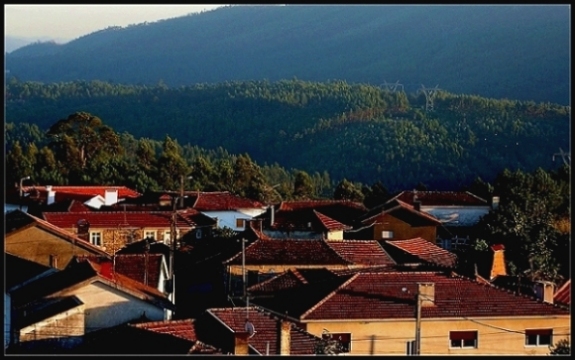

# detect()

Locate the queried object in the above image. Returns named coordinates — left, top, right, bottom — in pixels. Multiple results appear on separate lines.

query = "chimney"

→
left=234, top=331, right=250, bottom=355
left=489, top=244, right=507, bottom=280
left=491, top=196, right=500, bottom=210
left=104, top=189, right=119, bottom=206
left=278, top=319, right=291, bottom=356
left=417, top=282, right=435, bottom=307
left=47, top=186, right=56, bottom=205
left=533, top=281, right=555, bottom=304
left=49, top=254, right=58, bottom=269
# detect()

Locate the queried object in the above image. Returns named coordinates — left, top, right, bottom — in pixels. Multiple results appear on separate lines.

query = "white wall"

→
left=422, top=206, right=490, bottom=227
left=66, top=281, right=165, bottom=333
left=201, top=209, right=267, bottom=231
left=4, top=292, right=10, bottom=349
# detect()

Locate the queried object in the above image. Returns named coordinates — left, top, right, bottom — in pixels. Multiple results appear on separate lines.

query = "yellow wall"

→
left=372, top=214, right=437, bottom=243
left=6, top=227, right=105, bottom=270
left=304, top=316, right=570, bottom=355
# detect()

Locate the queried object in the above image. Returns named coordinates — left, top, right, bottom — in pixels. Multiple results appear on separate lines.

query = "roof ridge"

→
left=322, top=240, right=354, bottom=265
left=300, top=273, right=360, bottom=320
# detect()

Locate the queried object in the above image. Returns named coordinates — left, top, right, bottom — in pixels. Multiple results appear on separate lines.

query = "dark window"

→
left=449, top=330, right=478, bottom=348
left=525, top=329, right=553, bottom=346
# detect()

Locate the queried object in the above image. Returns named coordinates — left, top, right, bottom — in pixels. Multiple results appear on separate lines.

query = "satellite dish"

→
left=195, top=229, right=202, bottom=239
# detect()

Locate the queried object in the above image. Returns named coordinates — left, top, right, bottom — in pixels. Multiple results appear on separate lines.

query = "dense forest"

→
left=5, top=111, right=571, bottom=283
left=5, top=79, right=570, bottom=192
left=5, top=5, right=569, bottom=105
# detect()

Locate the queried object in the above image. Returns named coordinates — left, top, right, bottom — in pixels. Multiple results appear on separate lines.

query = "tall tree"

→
left=293, top=170, right=315, bottom=199
left=333, top=179, right=364, bottom=202
left=156, top=135, right=191, bottom=191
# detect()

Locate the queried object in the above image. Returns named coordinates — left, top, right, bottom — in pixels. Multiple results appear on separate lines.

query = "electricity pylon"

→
left=418, top=84, right=441, bottom=112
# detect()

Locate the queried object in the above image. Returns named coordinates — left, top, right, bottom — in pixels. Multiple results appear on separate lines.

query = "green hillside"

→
left=5, top=5, right=570, bottom=105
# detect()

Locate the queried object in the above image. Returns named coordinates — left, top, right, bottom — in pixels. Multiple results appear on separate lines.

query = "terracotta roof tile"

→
left=360, top=199, right=441, bottom=225
left=278, top=200, right=367, bottom=212
left=326, top=240, right=396, bottom=266
left=385, top=238, right=457, bottom=268
left=208, top=307, right=320, bottom=355
left=271, top=200, right=368, bottom=227
left=23, top=185, right=141, bottom=199
left=392, top=190, right=488, bottom=206
left=190, top=191, right=266, bottom=211
left=554, top=279, right=570, bottom=306
left=301, top=271, right=570, bottom=320
left=42, top=209, right=215, bottom=229
left=131, top=319, right=198, bottom=342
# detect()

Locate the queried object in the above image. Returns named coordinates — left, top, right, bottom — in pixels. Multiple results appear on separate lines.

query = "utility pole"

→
left=169, top=196, right=178, bottom=318
left=19, top=176, right=30, bottom=210
left=241, top=238, right=247, bottom=300
left=415, top=292, right=422, bottom=356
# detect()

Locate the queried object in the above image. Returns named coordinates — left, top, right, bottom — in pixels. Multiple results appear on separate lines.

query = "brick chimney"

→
left=234, top=331, right=250, bottom=355
left=49, top=254, right=58, bottom=269
left=489, top=244, right=507, bottom=280
left=533, top=281, right=555, bottom=304
left=417, top=282, right=435, bottom=307
left=277, top=319, right=291, bottom=356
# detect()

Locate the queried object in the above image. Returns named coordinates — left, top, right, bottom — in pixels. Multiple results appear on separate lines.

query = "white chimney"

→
left=533, top=281, right=554, bottom=304
left=492, top=196, right=500, bottom=210
left=104, top=189, right=119, bottom=206
left=278, top=319, right=291, bottom=356
left=47, top=186, right=56, bottom=205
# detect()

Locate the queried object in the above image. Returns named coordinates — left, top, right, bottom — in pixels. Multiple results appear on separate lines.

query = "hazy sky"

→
left=5, top=4, right=226, bottom=41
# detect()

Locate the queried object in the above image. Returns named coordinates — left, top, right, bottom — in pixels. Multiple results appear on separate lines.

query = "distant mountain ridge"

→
left=5, top=5, right=570, bottom=104
left=5, top=35, right=70, bottom=53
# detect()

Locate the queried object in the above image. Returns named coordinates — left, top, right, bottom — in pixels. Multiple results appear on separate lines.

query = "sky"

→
left=4, top=4, right=226, bottom=41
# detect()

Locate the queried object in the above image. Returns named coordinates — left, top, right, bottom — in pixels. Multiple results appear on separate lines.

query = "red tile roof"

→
left=6, top=210, right=111, bottom=258
left=278, top=200, right=367, bottom=212
left=224, top=239, right=351, bottom=266
left=190, top=191, right=266, bottom=211
left=74, top=254, right=165, bottom=289
left=208, top=307, right=320, bottom=355
left=300, top=271, right=570, bottom=320
left=131, top=319, right=199, bottom=342
left=314, top=210, right=351, bottom=231
left=325, top=240, right=396, bottom=266
left=248, top=268, right=344, bottom=294
left=391, top=190, right=488, bottom=206
left=224, top=239, right=395, bottom=267
left=384, top=238, right=457, bottom=268
left=491, top=244, right=505, bottom=251
left=23, top=185, right=141, bottom=199
left=269, top=209, right=350, bottom=232
left=554, top=279, right=570, bottom=306
left=42, top=209, right=215, bottom=229
left=360, top=199, right=441, bottom=225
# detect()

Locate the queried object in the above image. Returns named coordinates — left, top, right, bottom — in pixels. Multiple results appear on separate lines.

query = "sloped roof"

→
left=28, top=199, right=93, bottom=216
left=390, top=190, right=488, bottom=206
left=272, top=200, right=368, bottom=227
left=5, top=252, right=56, bottom=290
left=278, top=200, right=367, bottom=212
left=74, top=254, right=165, bottom=289
left=23, top=185, right=141, bottom=199
left=189, top=191, right=266, bottom=211
left=5, top=210, right=111, bottom=257
left=554, top=279, right=570, bottom=306
left=359, top=199, right=441, bottom=226
left=16, top=296, right=83, bottom=329
left=268, top=208, right=351, bottom=232
left=9, top=257, right=174, bottom=311
left=248, top=268, right=344, bottom=294
left=325, top=240, right=396, bottom=266
left=116, top=238, right=171, bottom=259
left=42, top=209, right=216, bottom=229
left=384, top=238, right=457, bottom=268
left=299, top=271, right=569, bottom=320
left=207, top=307, right=320, bottom=355
left=224, top=239, right=351, bottom=266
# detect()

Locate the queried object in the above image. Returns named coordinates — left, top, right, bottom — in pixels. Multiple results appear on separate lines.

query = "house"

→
left=22, top=185, right=141, bottom=208
left=353, top=199, right=442, bottom=243
left=74, top=319, right=222, bottom=354
left=194, top=306, right=321, bottom=355
left=381, top=237, right=458, bottom=268
left=387, top=190, right=495, bottom=249
left=248, top=269, right=570, bottom=355
left=41, top=208, right=217, bottom=253
left=554, top=279, right=570, bottom=307
left=188, top=191, right=269, bottom=232
left=222, top=238, right=396, bottom=296
left=72, top=253, right=170, bottom=294
left=257, top=200, right=368, bottom=239
left=5, top=210, right=111, bottom=270
left=7, top=257, right=175, bottom=352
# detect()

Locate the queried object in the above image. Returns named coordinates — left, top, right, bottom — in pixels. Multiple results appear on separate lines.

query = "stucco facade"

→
left=201, top=209, right=267, bottom=232
left=372, top=214, right=437, bottom=243
left=6, top=226, right=108, bottom=270
left=303, top=316, right=570, bottom=355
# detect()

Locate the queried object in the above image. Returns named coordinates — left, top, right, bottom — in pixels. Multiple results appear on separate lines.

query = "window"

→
left=163, top=230, right=179, bottom=242
left=90, top=231, right=102, bottom=247
left=449, top=330, right=478, bottom=349
left=525, top=329, right=552, bottom=346
left=381, top=230, right=394, bottom=239
left=324, top=333, right=351, bottom=353
left=236, top=219, right=246, bottom=228
left=144, top=230, right=156, bottom=240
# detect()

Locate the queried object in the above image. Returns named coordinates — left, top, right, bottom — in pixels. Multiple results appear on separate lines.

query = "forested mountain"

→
left=5, top=5, right=570, bottom=105
left=5, top=79, right=570, bottom=192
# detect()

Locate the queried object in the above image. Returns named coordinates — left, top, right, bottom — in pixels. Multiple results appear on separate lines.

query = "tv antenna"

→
left=380, top=80, right=404, bottom=93
left=418, top=84, right=441, bottom=112
left=553, top=148, right=571, bottom=167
